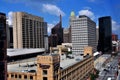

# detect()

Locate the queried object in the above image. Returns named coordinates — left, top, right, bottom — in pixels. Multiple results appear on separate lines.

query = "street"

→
left=98, top=53, right=119, bottom=80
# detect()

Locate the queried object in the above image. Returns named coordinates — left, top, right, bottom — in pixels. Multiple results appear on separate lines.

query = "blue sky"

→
left=0, top=0, right=120, bottom=38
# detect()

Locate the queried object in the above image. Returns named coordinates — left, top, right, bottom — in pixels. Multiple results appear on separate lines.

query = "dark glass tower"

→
left=9, top=27, right=13, bottom=48
left=0, top=12, right=7, bottom=80
left=49, top=15, right=63, bottom=47
left=97, top=16, right=112, bottom=54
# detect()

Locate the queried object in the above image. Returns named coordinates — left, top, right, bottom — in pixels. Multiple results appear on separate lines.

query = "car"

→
left=22, top=70, right=29, bottom=72
left=107, top=77, right=111, bottom=80
left=28, top=70, right=36, bottom=73
left=103, top=68, right=109, bottom=72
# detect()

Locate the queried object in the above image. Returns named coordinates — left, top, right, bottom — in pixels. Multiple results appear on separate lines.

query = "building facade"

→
left=13, top=12, right=48, bottom=50
left=112, top=34, right=118, bottom=41
left=9, top=27, right=13, bottom=48
left=6, top=25, right=13, bottom=48
left=0, top=12, right=7, bottom=80
left=112, top=34, right=119, bottom=53
left=49, top=15, right=63, bottom=47
left=7, top=54, right=94, bottom=80
left=97, top=16, right=112, bottom=54
left=96, top=27, right=99, bottom=45
left=63, top=26, right=71, bottom=43
left=70, top=12, right=96, bottom=55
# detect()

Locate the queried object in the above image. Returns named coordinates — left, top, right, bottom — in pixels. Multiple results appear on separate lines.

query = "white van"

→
left=107, top=77, right=111, bottom=80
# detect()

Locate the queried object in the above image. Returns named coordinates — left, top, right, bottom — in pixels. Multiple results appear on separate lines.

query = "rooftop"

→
left=7, top=48, right=45, bottom=57
left=8, top=60, right=37, bottom=73
left=7, top=54, right=90, bottom=73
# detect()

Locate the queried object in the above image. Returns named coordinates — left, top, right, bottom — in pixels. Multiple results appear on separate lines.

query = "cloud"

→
left=78, top=9, right=95, bottom=20
left=7, top=11, right=13, bottom=25
left=42, top=4, right=65, bottom=16
left=96, top=25, right=99, bottom=28
left=47, top=23, right=54, bottom=34
left=112, top=20, right=120, bottom=31
left=5, top=0, right=65, bottom=17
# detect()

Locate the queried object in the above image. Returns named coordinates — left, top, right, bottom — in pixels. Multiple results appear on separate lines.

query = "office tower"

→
left=49, top=15, right=63, bottom=47
left=112, top=34, right=118, bottom=41
left=6, top=24, right=10, bottom=48
left=96, top=27, right=99, bottom=45
left=112, top=34, right=118, bottom=52
left=70, top=11, right=96, bottom=55
left=97, top=16, right=112, bottom=54
left=0, top=12, right=7, bottom=80
left=63, top=26, right=71, bottom=43
left=6, top=24, right=13, bottom=48
left=13, top=12, right=48, bottom=50
left=9, top=27, right=13, bottom=48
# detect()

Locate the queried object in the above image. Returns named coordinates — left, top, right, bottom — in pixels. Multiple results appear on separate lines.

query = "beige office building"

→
left=13, top=12, right=48, bottom=49
left=7, top=54, right=93, bottom=80
left=7, top=48, right=94, bottom=80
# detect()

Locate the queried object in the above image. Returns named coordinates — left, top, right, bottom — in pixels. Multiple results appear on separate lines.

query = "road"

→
left=116, top=52, right=120, bottom=80
left=98, top=54, right=119, bottom=80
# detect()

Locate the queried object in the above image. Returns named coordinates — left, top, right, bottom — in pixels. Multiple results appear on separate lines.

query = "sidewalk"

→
left=116, top=70, right=120, bottom=80
left=94, top=54, right=111, bottom=71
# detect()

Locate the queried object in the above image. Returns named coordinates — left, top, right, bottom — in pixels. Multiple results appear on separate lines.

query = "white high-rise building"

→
left=70, top=11, right=96, bottom=56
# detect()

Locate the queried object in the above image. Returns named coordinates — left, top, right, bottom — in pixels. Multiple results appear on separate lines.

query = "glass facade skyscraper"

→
left=97, top=16, right=112, bottom=54
left=0, top=12, right=7, bottom=80
left=49, top=15, right=63, bottom=47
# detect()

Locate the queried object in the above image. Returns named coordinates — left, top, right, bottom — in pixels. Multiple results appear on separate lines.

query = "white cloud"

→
left=6, top=0, right=65, bottom=17
left=78, top=9, right=95, bottom=20
left=42, top=4, right=65, bottom=16
left=7, top=11, right=13, bottom=25
left=47, top=23, right=54, bottom=34
left=112, top=20, right=120, bottom=31
left=96, top=25, right=99, bottom=28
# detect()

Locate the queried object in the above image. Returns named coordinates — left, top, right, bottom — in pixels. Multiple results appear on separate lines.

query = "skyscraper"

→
left=13, top=12, right=48, bottom=50
left=96, top=27, right=99, bottom=45
left=9, top=27, right=13, bottom=48
left=49, top=15, right=63, bottom=47
left=112, top=34, right=118, bottom=41
left=63, top=26, right=71, bottom=43
left=70, top=11, right=96, bottom=56
left=6, top=24, right=13, bottom=48
left=97, top=16, right=112, bottom=54
left=0, top=12, right=7, bottom=80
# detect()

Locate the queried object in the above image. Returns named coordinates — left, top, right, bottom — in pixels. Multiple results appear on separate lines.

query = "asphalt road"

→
left=98, top=54, right=119, bottom=80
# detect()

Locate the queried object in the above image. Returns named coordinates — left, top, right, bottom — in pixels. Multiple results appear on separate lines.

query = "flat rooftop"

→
left=8, top=54, right=90, bottom=73
left=7, top=48, right=45, bottom=57
left=60, top=55, right=84, bottom=69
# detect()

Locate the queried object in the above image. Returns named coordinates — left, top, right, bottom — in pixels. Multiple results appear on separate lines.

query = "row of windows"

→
left=7, top=74, right=33, bottom=80
left=59, top=57, right=93, bottom=80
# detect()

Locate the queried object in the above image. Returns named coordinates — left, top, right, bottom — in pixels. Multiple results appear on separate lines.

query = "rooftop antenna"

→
left=60, top=14, right=62, bottom=27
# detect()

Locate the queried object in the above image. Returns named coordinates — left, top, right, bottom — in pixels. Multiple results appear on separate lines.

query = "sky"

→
left=0, top=0, right=120, bottom=39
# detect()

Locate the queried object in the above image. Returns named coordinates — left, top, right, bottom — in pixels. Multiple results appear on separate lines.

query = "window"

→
left=30, top=76, right=33, bottom=80
left=43, top=77, right=48, bottom=80
left=19, top=75, right=21, bottom=79
left=24, top=75, right=27, bottom=79
left=15, top=75, right=17, bottom=78
left=43, top=70, right=47, bottom=75
left=11, top=74, right=14, bottom=78
left=7, top=74, right=9, bottom=77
